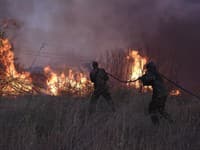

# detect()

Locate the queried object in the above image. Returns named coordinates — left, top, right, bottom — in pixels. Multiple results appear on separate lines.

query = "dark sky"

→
left=0, top=0, right=200, bottom=89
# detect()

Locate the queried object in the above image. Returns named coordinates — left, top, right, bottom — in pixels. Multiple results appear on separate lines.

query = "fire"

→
left=126, top=50, right=148, bottom=89
left=44, top=66, right=93, bottom=96
left=0, top=37, right=33, bottom=96
left=126, top=50, right=180, bottom=95
left=170, top=89, right=181, bottom=96
left=0, top=37, right=181, bottom=97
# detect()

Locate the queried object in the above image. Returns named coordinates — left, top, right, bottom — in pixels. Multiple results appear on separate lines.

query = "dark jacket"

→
left=140, top=70, right=168, bottom=98
left=90, top=68, right=109, bottom=90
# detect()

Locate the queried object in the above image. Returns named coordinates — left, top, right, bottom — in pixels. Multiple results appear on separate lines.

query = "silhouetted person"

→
left=0, top=30, right=5, bottom=39
left=138, top=62, right=173, bottom=125
left=89, top=61, right=115, bottom=114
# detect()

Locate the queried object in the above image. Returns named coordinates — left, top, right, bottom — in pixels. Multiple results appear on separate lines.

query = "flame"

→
left=170, top=89, right=181, bottom=96
left=0, top=38, right=181, bottom=97
left=126, top=50, right=149, bottom=89
left=126, top=50, right=180, bottom=95
left=44, top=66, right=93, bottom=96
left=0, top=38, right=33, bottom=96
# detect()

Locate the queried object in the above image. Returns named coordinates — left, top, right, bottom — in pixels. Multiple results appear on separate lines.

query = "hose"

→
left=107, top=72, right=200, bottom=101
left=159, top=73, right=200, bottom=100
left=107, top=72, right=138, bottom=83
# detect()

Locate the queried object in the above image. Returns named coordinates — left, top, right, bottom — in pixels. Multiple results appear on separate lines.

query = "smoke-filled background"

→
left=0, top=0, right=200, bottom=89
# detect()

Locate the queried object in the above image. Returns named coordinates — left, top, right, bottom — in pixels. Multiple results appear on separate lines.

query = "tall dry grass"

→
left=0, top=90, right=199, bottom=150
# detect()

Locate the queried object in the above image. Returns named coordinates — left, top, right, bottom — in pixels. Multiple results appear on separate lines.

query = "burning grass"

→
left=0, top=36, right=180, bottom=97
left=44, top=66, right=93, bottom=96
left=0, top=38, right=34, bottom=96
left=0, top=91, right=199, bottom=150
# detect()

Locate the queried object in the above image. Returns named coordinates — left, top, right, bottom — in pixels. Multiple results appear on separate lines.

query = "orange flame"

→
left=126, top=50, right=149, bottom=90
left=127, top=50, right=180, bottom=95
left=0, top=38, right=181, bottom=97
left=0, top=38, right=33, bottom=96
left=170, top=89, right=181, bottom=96
left=44, top=66, right=93, bottom=96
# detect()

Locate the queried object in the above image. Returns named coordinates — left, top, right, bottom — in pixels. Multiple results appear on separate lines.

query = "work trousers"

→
left=149, top=96, right=172, bottom=125
left=89, top=88, right=115, bottom=114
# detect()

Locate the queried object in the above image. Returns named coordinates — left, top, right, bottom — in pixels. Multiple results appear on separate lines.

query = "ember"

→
left=170, top=89, right=181, bottom=96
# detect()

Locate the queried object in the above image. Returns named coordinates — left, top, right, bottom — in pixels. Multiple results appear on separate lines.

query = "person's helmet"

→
left=146, top=61, right=157, bottom=72
left=92, top=61, right=98, bottom=68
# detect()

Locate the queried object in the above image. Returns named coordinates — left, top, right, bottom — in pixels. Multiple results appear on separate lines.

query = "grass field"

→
left=0, top=90, right=199, bottom=150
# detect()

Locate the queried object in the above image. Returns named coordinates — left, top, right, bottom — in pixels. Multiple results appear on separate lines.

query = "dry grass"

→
left=0, top=90, right=199, bottom=150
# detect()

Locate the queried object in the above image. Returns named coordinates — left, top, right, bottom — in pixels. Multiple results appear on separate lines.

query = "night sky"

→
left=0, top=0, right=200, bottom=89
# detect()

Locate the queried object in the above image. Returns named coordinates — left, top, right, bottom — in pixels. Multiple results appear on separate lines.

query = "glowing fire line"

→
left=44, top=66, right=93, bottom=96
left=0, top=37, right=180, bottom=97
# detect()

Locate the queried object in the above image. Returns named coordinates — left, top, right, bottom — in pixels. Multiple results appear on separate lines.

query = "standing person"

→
left=89, top=61, right=115, bottom=114
left=138, top=62, right=173, bottom=125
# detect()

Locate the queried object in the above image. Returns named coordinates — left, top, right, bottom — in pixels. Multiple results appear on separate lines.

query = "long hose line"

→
left=107, top=72, right=200, bottom=101
left=159, top=73, right=200, bottom=100
left=106, top=72, right=138, bottom=83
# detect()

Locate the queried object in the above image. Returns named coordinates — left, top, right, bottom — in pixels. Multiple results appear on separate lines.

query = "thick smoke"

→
left=0, top=0, right=200, bottom=89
